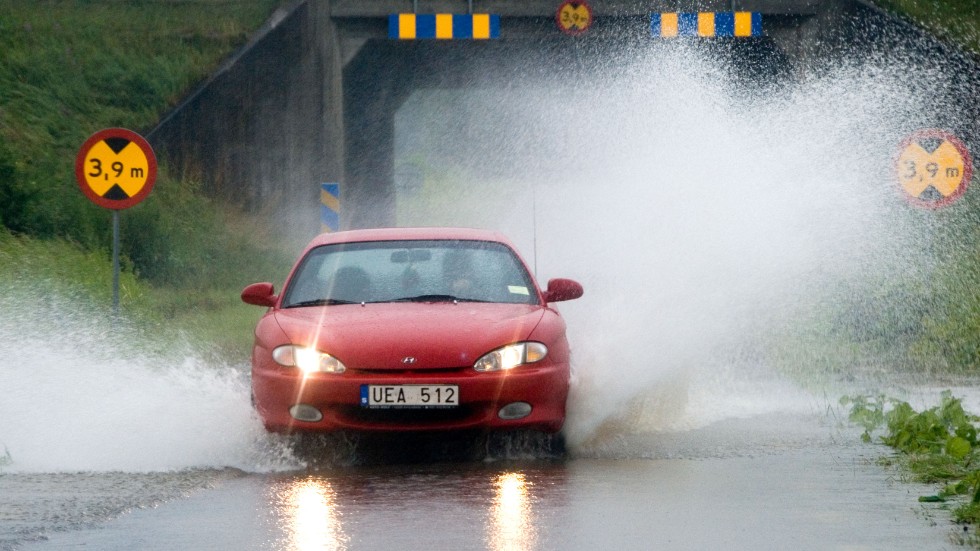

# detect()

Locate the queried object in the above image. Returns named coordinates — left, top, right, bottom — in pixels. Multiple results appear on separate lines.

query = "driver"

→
left=442, top=249, right=476, bottom=296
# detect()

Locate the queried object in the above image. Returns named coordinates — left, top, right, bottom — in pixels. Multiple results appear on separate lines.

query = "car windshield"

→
left=281, top=239, right=538, bottom=307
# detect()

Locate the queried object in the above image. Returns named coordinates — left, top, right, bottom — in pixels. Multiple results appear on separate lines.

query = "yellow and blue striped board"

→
left=389, top=13, right=500, bottom=39
left=320, top=183, right=340, bottom=233
left=651, top=12, right=762, bottom=37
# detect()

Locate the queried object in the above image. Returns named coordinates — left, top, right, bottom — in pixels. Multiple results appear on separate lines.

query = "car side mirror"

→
left=543, top=278, right=584, bottom=303
left=242, top=282, right=277, bottom=307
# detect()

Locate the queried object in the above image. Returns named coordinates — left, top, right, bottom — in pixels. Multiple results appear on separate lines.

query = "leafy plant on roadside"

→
left=882, top=392, right=978, bottom=456
left=843, top=392, right=980, bottom=526
left=840, top=394, right=891, bottom=442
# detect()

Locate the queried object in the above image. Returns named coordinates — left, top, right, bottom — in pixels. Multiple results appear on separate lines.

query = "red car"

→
left=242, top=227, right=583, bottom=435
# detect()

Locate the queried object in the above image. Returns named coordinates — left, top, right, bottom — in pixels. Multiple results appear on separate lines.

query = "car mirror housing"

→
left=242, top=282, right=277, bottom=307
left=543, top=278, right=584, bottom=303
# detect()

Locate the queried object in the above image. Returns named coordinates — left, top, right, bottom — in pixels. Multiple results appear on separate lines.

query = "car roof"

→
left=305, top=227, right=516, bottom=248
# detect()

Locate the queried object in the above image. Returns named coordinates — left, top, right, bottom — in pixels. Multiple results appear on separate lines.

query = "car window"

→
left=281, top=239, right=538, bottom=307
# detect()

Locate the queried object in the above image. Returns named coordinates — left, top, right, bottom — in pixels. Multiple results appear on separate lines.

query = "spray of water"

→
left=1, top=32, right=971, bottom=471
left=0, top=282, right=299, bottom=473
left=394, top=40, right=961, bottom=450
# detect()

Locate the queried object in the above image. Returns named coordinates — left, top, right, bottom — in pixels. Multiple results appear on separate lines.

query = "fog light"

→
left=498, top=402, right=532, bottom=420
left=289, top=404, right=323, bottom=422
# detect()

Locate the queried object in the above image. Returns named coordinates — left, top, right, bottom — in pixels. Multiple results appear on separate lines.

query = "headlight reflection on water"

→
left=274, top=477, right=348, bottom=551
left=487, top=472, right=536, bottom=551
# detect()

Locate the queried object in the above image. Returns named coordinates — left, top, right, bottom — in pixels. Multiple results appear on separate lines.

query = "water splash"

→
left=0, top=283, right=298, bottom=473
left=3, top=28, right=973, bottom=470
left=394, top=39, right=964, bottom=448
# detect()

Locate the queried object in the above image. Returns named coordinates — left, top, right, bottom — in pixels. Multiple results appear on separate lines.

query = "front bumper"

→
left=252, top=363, right=569, bottom=434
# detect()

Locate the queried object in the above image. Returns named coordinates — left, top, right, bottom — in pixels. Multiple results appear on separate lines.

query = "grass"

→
left=0, top=0, right=285, bottom=256
left=873, top=0, right=980, bottom=55
left=0, top=225, right=145, bottom=306
left=0, top=226, right=276, bottom=363
left=0, top=1, right=293, bottom=362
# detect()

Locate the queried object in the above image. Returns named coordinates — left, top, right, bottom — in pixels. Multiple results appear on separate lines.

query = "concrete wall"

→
left=147, top=1, right=344, bottom=238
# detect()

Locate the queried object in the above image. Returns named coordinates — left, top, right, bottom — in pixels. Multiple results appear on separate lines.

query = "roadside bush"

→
left=844, top=392, right=980, bottom=526
left=0, top=141, right=21, bottom=229
left=119, top=171, right=290, bottom=289
left=909, top=192, right=980, bottom=372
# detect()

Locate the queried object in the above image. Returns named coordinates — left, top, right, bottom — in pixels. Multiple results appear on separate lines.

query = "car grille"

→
left=338, top=405, right=477, bottom=426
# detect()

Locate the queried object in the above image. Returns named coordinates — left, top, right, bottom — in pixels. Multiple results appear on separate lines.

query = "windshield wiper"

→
left=285, top=298, right=360, bottom=308
left=390, top=294, right=488, bottom=303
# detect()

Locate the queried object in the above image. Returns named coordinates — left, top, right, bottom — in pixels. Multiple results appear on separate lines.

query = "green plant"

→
left=873, top=0, right=980, bottom=55
left=841, top=394, right=890, bottom=442
left=846, top=391, right=980, bottom=532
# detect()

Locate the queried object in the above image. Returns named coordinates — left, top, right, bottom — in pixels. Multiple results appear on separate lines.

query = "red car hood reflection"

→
left=271, top=303, right=546, bottom=370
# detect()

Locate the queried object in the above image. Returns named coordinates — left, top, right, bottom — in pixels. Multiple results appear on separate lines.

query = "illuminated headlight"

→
left=473, top=342, right=548, bottom=372
left=272, top=345, right=346, bottom=375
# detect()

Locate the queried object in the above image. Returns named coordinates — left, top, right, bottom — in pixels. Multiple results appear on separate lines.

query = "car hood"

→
left=271, top=303, right=546, bottom=370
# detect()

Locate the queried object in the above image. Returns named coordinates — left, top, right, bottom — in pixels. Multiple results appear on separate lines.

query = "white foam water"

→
left=0, top=284, right=297, bottom=473
left=393, top=41, right=948, bottom=449
left=0, top=38, right=965, bottom=471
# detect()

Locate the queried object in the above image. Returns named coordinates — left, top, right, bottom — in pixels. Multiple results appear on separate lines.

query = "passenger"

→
left=329, top=266, right=371, bottom=302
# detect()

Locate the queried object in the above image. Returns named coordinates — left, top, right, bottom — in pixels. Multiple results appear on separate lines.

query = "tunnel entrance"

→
left=344, top=34, right=792, bottom=229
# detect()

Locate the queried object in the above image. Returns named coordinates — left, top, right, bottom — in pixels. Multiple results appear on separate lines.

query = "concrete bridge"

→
left=146, top=0, right=900, bottom=235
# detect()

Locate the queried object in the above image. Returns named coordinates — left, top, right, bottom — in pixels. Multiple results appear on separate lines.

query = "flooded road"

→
left=3, top=408, right=960, bottom=551
left=3, top=7, right=978, bottom=550
left=0, top=297, right=970, bottom=550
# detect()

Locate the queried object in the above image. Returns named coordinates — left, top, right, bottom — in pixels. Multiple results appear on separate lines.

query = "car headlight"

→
left=272, top=345, right=346, bottom=375
left=473, top=342, right=548, bottom=372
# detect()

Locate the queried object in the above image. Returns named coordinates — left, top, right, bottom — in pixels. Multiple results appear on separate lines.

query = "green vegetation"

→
left=909, top=201, right=980, bottom=373
left=874, top=0, right=980, bottom=55
left=0, top=0, right=281, bottom=250
left=844, top=392, right=980, bottom=536
left=0, top=1, right=292, bottom=360
left=0, top=222, right=273, bottom=360
left=762, top=179, right=980, bottom=381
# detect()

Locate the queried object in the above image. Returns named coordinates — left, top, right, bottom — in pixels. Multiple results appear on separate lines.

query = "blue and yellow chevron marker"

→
left=389, top=13, right=500, bottom=39
left=320, top=183, right=340, bottom=233
left=651, top=12, right=762, bottom=37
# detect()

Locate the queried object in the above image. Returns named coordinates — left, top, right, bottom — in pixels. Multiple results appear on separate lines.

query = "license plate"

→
left=360, top=385, right=459, bottom=408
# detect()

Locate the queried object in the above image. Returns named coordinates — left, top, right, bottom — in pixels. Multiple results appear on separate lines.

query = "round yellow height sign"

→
left=896, top=129, right=972, bottom=208
left=556, top=1, right=592, bottom=35
left=76, top=128, right=157, bottom=210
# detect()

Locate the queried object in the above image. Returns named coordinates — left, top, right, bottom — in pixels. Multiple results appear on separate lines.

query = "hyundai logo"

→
left=402, top=356, right=417, bottom=365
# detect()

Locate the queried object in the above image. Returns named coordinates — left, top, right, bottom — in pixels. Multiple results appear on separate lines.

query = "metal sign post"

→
left=112, top=210, right=120, bottom=312
left=75, top=128, right=157, bottom=313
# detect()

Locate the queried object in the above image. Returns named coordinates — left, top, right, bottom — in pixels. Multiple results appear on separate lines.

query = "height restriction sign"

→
left=75, top=128, right=157, bottom=210
left=896, top=129, right=972, bottom=208
left=556, top=1, right=592, bottom=35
